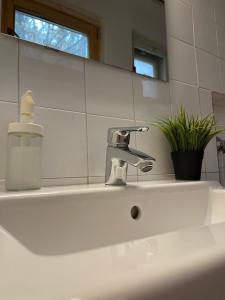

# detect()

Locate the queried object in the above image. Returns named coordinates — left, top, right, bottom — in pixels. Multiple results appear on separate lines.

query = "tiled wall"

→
left=0, top=0, right=225, bottom=185
left=165, top=0, right=225, bottom=181
left=0, top=34, right=173, bottom=186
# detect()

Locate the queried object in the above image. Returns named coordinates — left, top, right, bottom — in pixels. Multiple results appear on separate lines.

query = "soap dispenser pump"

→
left=6, top=90, right=44, bottom=191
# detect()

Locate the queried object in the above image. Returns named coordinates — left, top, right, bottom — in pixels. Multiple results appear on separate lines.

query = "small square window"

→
left=134, top=58, right=155, bottom=78
left=134, top=48, right=162, bottom=80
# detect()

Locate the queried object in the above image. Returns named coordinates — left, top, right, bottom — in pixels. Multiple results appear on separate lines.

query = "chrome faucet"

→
left=105, top=126, right=155, bottom=185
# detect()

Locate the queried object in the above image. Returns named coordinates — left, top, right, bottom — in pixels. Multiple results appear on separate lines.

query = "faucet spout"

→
left=126, top=147, right=155, bottom=171
left=105, top=126, right=155, bottom=185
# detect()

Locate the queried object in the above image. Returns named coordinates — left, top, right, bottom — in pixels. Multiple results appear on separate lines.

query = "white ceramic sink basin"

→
left=1, top=181, right=225, bottom=300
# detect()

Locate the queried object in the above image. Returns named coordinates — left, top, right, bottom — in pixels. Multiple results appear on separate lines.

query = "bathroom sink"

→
left=1, top=181, right=225, bottom=299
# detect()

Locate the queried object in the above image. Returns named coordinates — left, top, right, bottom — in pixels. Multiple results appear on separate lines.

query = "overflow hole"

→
left=130, top=206, right=141, bottom=220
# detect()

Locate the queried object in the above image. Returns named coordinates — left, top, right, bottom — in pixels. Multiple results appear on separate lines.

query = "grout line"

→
left=131, top=73, right=136, bottom=122
left=83, top=60, right=90, bottom=184
left=131, top=71, right=138, bottom=180
left=206, top=172, right=219, bottom=174
left=138, top=173, right=175, bottom=176
left=86, top=112, right=136, bottom=122
left=168, top=33, right=194, bottom=48
left=0, top=99, right=18, bottom=105
left=213, top=6, right=217, bottom=24
left=215, top=17, right=220, bottom=60
left=198, top=86, right=214, bottom=93
left=165, top=18, right=173, bottom=116
left=34, top=103, right=170, bottom=131
left=191, top=2, right=203, bottom=117
left=36, top=105, right=86, bottom=114
left=168, top=80, right=173, bottom=115
left=169, top=78, right=198, bottom=88
left=168, top=32, right=224, bottom=61
left=17, top=39, right=20, bottom=119
left=195, top=45, right=221, bottom=60
left=35, top=105, right=138, bottom=122
left=191, top=4, right=199, bottom=88
left=168, top=33, right=194, bottom=47
left=42, top=177, right=87, bottom=180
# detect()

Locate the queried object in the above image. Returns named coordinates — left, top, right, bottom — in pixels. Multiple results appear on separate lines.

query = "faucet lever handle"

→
left=107, top=126, right=149, bottom=146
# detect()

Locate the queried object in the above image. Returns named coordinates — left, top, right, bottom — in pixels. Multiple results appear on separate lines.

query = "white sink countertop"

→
left=1, top=180, right=225, bottom=300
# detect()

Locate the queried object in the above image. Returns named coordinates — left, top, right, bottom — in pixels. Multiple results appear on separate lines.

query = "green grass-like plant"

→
left=154, top=107, right=224, bottom=152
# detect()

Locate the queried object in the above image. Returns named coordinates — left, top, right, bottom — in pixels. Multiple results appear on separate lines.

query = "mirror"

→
left=2, top=0, right=168, bottom=81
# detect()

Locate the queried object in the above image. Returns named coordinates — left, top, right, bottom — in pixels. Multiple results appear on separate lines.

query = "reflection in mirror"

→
left=2, top=0, right=168, bottom=81
left=15, top=10, right=90, bottom=58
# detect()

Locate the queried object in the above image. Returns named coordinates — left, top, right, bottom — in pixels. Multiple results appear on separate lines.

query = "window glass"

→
left=15, top=10, right=89, bottom=58
left=134, top=48, right=161, bottom=79
left=134, top=58, right=155, bottom=78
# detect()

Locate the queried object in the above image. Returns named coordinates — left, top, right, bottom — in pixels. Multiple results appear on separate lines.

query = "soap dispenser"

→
left=6, top=91, right=44, bottom=191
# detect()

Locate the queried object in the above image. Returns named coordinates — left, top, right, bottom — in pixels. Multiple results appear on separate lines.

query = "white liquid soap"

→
left=6, top=90, right=44, bottom=191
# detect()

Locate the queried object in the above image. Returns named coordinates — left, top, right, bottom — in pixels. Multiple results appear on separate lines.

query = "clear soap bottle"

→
left=6, top=91, right=44, bottom=191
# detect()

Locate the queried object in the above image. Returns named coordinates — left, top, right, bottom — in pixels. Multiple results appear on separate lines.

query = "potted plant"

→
left=154, top=107, right=224, bottom=180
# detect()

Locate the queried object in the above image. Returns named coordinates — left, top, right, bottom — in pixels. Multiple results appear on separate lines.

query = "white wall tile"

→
left=19, top=41, right=85, bottom=112
left=133, top=74, right=171, bottom=122
left=167, top=37, right=197, bottom=85
left=202, top=158, right=206, bottom=173
left=42, top=177, right=87, bottom=187
left=192, top=0, right=215, bottom=20
left=138, top=174, right=175, bottom=182
left=88, top=175, right=137, bottom=184
left=88, top=177, right=105, bottom=184
left=135, top=121, right=173, bottom=175
left=0, top=0, right=2, bottom=31
left=87, top=114, right=137, bottom=177
left=206, top=172, right=220, bottom=181
left=166, top=0, right=193, bottom=44
left=193, top=12, right=217, bottom=55
left=214, top=0, right=225, bottom=28
left=0, top=180, right=4, bottom=190
left=196, top=48, right=221, bottom=91
left=199, top=88, right=213, bottom=116
left=219, top=59, right=225, bottom=93
left=202, top=90, right=219, bottom=173
left=85, top=60, right=134, bottom=119
left=0, top=102, right=18, bottom=179
left=0, top=34, right=18, bottom=103
left=170, top=80, right=200, bottom=114
left=212, top=91, right=225, bottom=107
left=214, top=104, right=225, bottom=126
left=204, top=138, right=219, bottom=172
left=201, top=173, right=207, bottom=180
left=217, top=25, right=225, bottom=60
left=35, top=108, right=87, bottom=178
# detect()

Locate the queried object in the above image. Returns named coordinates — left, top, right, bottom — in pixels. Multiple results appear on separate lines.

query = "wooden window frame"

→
left=2, top=0, right=100, bottom=60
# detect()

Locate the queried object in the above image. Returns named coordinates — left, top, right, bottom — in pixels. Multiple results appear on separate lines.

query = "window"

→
left=2, top=0, right=100, bottom=60
left=15, top=10, right=89, bottom=58
left=134, top=58, right=155, bottom=78
left=134, top=48, right=161, bottom=79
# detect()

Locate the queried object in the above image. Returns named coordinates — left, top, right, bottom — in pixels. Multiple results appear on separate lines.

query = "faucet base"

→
left=105, top=158, right=128, bottom=186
